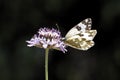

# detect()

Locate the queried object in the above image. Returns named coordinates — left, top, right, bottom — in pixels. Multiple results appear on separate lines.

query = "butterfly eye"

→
left=61, top=37, right=66, bottom=41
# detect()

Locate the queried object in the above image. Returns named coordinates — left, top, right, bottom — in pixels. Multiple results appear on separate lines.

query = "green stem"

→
left=45, top=48, right=49, bottom=80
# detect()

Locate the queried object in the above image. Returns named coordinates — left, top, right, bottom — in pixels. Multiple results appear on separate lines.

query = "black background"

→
left=0, top=0, right=120, bottom=80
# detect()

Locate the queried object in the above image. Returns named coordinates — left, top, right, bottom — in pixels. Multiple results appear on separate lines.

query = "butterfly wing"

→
left=64, top=18, right=97, bottom=50
left=65, top=30, right=97, bottom=50
left=65, top=18, right=92, bottom=39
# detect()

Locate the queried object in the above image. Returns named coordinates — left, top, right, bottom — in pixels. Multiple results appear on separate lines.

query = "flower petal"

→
left=26, top=27, right=67, bottom=53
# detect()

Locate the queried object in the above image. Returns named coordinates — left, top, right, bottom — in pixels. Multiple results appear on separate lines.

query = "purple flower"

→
left=26, top=27, right=67, bottom=53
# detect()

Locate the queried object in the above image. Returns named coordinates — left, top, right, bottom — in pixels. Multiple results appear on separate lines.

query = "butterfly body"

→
left=64, top=18, right=97, bottom=50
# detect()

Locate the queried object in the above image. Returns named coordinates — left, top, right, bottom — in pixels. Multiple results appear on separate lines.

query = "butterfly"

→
left=63, top=18, right=97, bottom=50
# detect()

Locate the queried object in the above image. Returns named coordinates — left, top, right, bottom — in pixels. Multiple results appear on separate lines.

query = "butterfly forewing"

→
left=64, top=18, right=97, bottom=50
left=65, top=18, right=92, bottom=38
left=80, top=30, right=97, bottom=40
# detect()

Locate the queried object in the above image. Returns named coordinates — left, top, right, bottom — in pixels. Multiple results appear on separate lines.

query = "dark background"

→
left=0, top=0, right=120, bottom=80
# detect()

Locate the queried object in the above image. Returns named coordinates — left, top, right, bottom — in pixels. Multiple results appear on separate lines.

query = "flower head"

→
left=26, top=27, right=67, bottom=53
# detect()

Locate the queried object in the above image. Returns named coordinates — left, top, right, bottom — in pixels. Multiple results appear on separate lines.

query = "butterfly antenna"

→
left=55, top=23, right=60, bottom=31
left=55, top=23, right=65, bottom=41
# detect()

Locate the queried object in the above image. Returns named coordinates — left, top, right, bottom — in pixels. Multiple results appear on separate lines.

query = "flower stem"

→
left=45, top=48, right=49, bottom=80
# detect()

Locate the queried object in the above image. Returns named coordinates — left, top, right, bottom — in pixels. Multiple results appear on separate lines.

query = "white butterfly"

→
left=63, top=18, right=97, bottom=50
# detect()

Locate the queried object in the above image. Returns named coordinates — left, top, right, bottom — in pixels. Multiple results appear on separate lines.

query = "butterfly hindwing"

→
left=64, top=18, right=97, bottom=50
